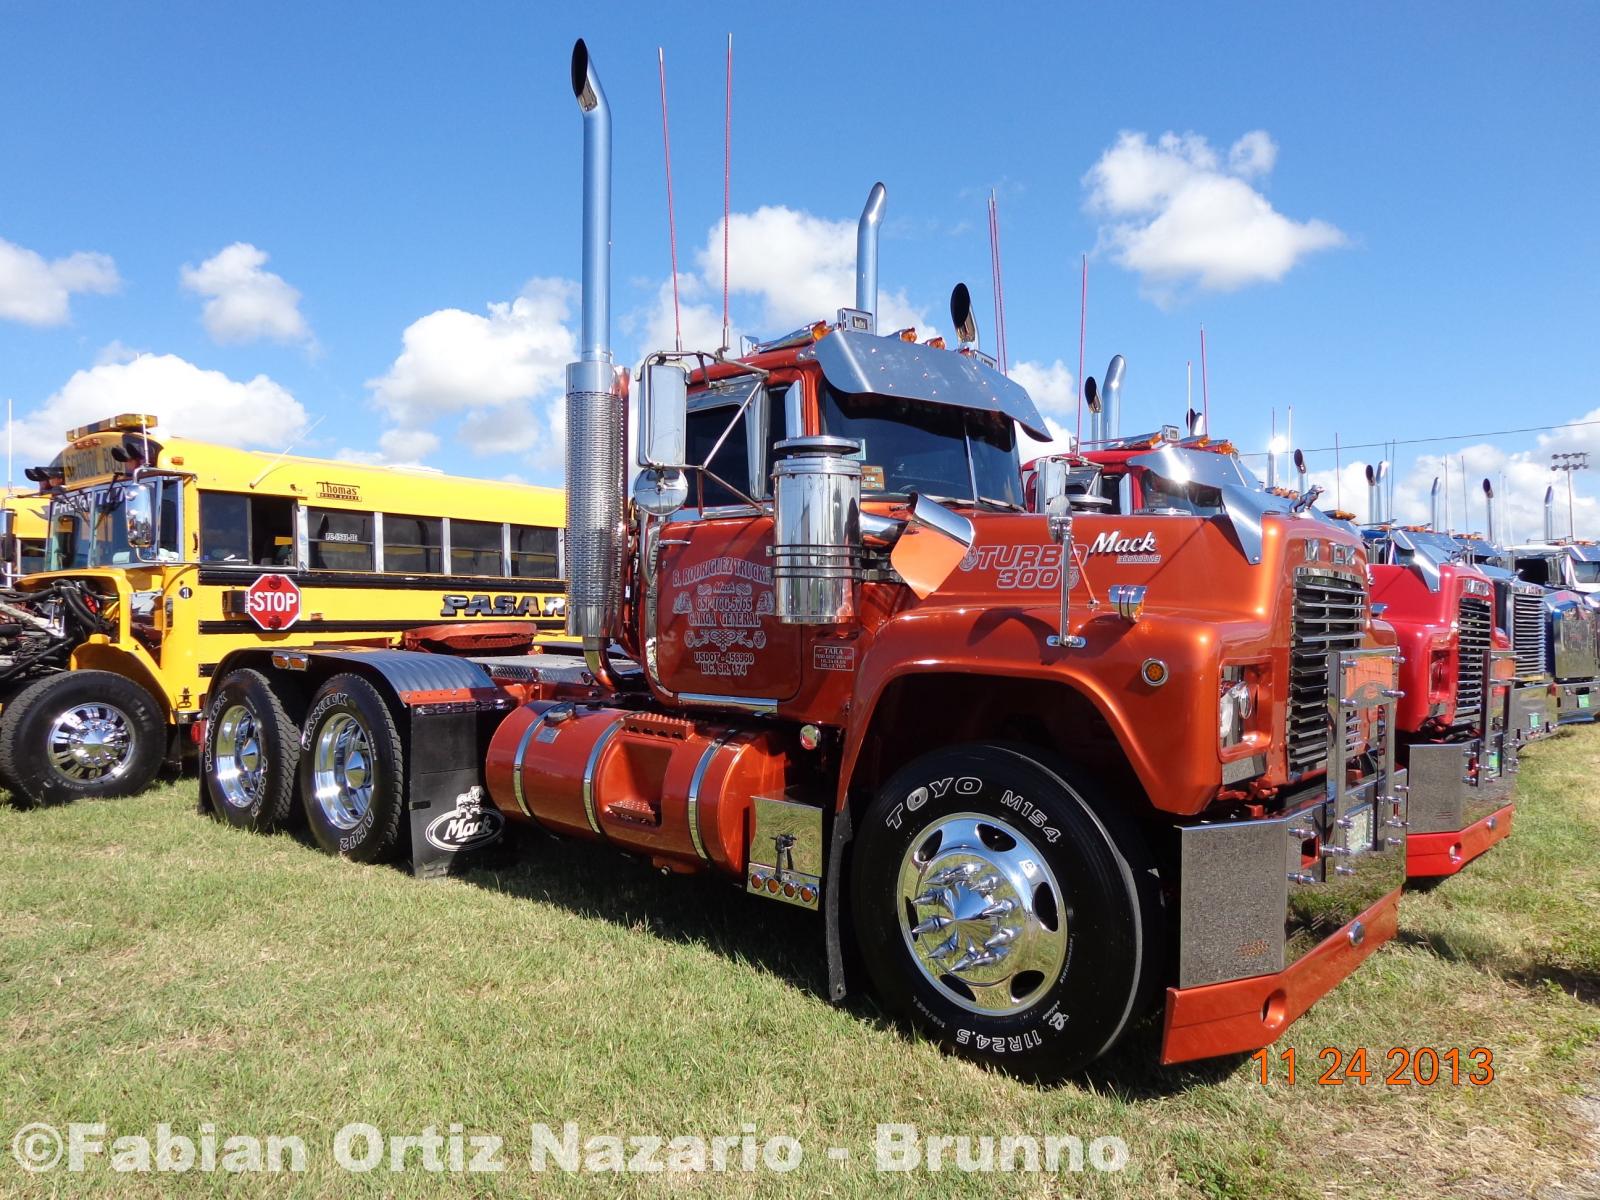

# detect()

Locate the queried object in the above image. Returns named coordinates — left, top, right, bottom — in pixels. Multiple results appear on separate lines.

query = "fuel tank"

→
left=484, top=700, right=792, bottom=874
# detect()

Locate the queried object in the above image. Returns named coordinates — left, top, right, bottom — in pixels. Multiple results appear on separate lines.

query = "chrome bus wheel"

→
left=46, top=701, right=135, bottom=783
left=211, top=703, right=264, bottom=810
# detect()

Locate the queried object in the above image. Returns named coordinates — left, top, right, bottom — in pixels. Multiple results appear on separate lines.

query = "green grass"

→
left=3, top=731, right=1600, bottom=1197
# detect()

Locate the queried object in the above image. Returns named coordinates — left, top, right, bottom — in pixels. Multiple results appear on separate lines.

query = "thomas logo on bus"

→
left=246, top=574, right=302, bottom=631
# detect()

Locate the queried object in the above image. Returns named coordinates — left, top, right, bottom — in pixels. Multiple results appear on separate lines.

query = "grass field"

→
left=3, top=729, right=1599, bottom=1198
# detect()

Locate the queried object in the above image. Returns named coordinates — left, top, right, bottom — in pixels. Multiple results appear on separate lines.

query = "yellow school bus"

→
left=0, top=488, right=50, bottom=585
left=0, top=413, right=566, bottom=805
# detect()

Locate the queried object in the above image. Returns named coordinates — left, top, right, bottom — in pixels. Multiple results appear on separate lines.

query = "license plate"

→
left=1485, top=751, right=1500, bottom=773
left=1580, top=695, right=1592, bottom=709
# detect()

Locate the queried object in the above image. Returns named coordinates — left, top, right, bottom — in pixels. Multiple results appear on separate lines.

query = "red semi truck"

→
left=198, top=40, right=1412, bottom=1076
left=1355, top=470, right=1525, bottom=878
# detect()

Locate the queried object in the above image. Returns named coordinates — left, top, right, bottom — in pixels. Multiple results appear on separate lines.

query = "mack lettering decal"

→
left=1086, top=530, right=1158, bottom=556
left=441, top=593, right=542, bottom=617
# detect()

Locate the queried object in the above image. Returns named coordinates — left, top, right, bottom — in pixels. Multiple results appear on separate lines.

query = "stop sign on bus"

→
left=245, top=574, right=301, bottom=631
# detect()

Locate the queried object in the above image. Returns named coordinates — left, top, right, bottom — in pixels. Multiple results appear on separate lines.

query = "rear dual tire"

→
left=297, top=674, right=406, bottom=863
left=203, top=669, right=300, bottom=832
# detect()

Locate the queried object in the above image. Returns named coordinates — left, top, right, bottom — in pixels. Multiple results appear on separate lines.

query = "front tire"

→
left=203, top=668, right=301, bottom=832
left=0, top=671, right=165, bottom=806
left=850, top=743, right=1158, bottom=1078
left=297, top=674, right=406, bottom=862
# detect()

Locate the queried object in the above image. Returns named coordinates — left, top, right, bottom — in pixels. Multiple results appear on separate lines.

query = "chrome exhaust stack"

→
left=854, top=183, right=887, bottom=332
left=1483, top=478, right=1498, bottom=546
left=1366, top=464, right=1381, bottom=525
left=1430, top=477, right=1441, bottom=531
left=565, top=39, right=626, bottom=643
left=1102, top=355, right=1126, bottom=443
left=1545, top=485, right=1557, bottom=541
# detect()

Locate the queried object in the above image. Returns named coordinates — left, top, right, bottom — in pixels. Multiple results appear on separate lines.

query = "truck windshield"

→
left=819, top=386, right=1023, bottom=508
left=1570, top=560, right=1600, bottom=584
left=47, top=482, right=181, bottom=569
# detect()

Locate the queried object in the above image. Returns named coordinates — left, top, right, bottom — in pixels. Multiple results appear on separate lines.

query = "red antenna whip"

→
left=1199, top=325, right=1211, bottom=434
left=986, top=191, right=1008, bottom=374
left=657, top=49, right=682, bottom=351
left=721, top=33, right=733, bottom=353
left=1075, top=254, right=1087, bottom=449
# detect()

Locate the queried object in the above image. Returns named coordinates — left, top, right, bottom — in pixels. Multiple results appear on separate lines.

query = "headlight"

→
left=1219, top=667, right=1253, bottom=748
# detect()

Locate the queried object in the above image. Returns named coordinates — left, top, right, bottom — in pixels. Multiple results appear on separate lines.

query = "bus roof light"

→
left=66, top=414, right=159, bottom=441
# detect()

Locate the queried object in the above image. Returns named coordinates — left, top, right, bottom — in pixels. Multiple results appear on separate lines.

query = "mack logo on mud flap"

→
left=441, top=594, right=541, bottom=618
left=424, top=786, right=504, bottom=853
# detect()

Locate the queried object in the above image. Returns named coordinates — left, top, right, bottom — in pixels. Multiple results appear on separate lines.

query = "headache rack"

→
left=1288, top=568, right=1367, bottom=775
left=1454, top=594, right=1493, bottom=723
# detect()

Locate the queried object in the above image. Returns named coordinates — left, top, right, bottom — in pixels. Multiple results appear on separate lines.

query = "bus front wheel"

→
left=204, top=668, right=301, bottom=832
left=0, top=671, right=165, bottom=806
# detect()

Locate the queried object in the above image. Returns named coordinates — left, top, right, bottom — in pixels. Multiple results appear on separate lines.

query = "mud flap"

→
left=402, top=707, right=507, bottom=879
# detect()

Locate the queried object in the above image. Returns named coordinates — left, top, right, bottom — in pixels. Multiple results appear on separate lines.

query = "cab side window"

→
left=385, top=514, right=443, bottom=574
left=684, top=387, right=787, bottom=509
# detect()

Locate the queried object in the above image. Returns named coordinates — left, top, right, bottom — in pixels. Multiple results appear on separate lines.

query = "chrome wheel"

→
left=46, top=702, right=135, bottom=783
left=212, top=703, right=264, bottom=810
left=897, top=812, right=1068, bottom=1015
left=310, top=713, right=374, bottom=830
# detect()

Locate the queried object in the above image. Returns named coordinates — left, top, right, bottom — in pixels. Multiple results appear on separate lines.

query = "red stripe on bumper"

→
left=1405, top=803, right=1514, bottom=878
left=1160, top=887, right=1400, bottom=1065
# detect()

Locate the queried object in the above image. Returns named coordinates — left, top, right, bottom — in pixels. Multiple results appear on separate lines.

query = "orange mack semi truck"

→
left=200, top=40, right=1410, bottom=1076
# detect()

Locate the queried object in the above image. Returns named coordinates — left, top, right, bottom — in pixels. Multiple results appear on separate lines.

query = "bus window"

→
left=385, top=514, right=443, bottom=574
left=202, top=493, right=296, bottom=565
left=451, top=520, right=503, bottom=576
left=309, top=508, right=374, bottom=571
left=511, top=525, right=558, bottom=579
left=19, top=540, right=45, bottom=575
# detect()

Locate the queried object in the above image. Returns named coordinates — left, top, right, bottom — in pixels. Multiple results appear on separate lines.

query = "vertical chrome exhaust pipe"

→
left=1430, top=477, right=1441, bottom=531
left=1102, top=355, right=1125, bottom=443
left=565, top=39, right=625, bottom=641
left=855, top=183, right=886, bottom=328
left=1483, top=478, right=1498, bottom=546
left=1545, top=485, right=1557, bottom=541
left=1366, top=464, right=1380, bottom=525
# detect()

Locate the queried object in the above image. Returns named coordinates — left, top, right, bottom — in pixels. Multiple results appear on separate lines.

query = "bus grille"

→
left=1454, top=596, right=1492, bottom=722
left=1511, top=590, right=1546, bottom=677
left=1288, top=571, right=1367, bottom=774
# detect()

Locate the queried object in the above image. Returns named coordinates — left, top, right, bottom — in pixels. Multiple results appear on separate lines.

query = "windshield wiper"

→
left=974, top=495, right=1023, bottom=512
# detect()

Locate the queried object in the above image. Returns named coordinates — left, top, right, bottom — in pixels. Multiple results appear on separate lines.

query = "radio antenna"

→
left=248, top=414, right=327, bottom=489
left=986, top=191, right=1008, bottom=374
left=720, top=32, right=733, bottom=355
left=6, top=398, right=12, bottom=495
left=1075, top=254, right=1087, bottom=449
left=657, top=48, right=682, bottom=351
left=1334, top=431, right=1342, bottom=510
left=1199, top=325, right=1211, bottom=435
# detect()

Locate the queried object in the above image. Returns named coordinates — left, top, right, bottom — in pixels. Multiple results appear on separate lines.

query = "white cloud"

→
left=362, top=277, right=577, bottom=471
left=1083, top=131, right=1346, bottom=303
left=180, top=243, right=311, bottom=345
left=12, top=353, right=307, bottom=464
left=1297, top=414, right=1600, bottom=542
left=1009, top=359, right=1076, bottom=419
left=0, top=236, right=119, bottom=326
left=629, top=206, right=935, bottom=354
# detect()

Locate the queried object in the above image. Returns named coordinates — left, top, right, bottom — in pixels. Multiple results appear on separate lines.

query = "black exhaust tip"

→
left=949, top=283, right=975, bottom=342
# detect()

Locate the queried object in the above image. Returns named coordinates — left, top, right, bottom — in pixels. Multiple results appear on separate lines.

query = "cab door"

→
left=652, top=379, right=806, bottom=703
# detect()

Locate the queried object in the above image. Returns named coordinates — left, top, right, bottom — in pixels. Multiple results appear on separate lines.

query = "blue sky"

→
left=3, top=1, right=1597, bottom=537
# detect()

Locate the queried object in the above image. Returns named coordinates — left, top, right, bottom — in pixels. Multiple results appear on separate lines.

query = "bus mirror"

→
left=639, top=363, right=688, bottom=469
left=125, top=483, right=156, bottom=549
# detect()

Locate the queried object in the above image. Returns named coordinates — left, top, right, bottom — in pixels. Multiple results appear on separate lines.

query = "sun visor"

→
left=811, top=330, right=1049, bottom=439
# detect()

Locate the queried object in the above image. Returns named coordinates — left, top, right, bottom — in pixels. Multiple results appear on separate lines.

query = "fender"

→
left=836, top=604, right=1242, bottom=818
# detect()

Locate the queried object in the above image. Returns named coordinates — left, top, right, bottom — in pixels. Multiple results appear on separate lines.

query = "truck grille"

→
left=1510, top=590, right=1546, bottom=677
left=1288, top=570, right=1367, bottom=774
left=1454, top=596, right=1492, bottom=722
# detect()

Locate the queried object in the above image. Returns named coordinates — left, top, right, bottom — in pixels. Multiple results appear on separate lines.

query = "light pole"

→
left=1551, top=451, right=1590, bottom=540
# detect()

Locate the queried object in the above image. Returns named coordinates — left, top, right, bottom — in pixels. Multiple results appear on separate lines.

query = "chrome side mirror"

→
left=125, top=483, right=156, bottom=549
left=638, top=362, right=688, bottom=469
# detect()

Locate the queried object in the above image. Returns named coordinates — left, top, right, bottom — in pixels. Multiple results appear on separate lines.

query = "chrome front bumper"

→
left=1404, top=739, right=1513, bottom=835
left=1555, top=681, right=1598, bottom=726
left=1176, top=647, right=1405, bottom=990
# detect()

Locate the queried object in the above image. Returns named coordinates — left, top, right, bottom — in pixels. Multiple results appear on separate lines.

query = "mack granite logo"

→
left=424, top=787, right=504, bottom=853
